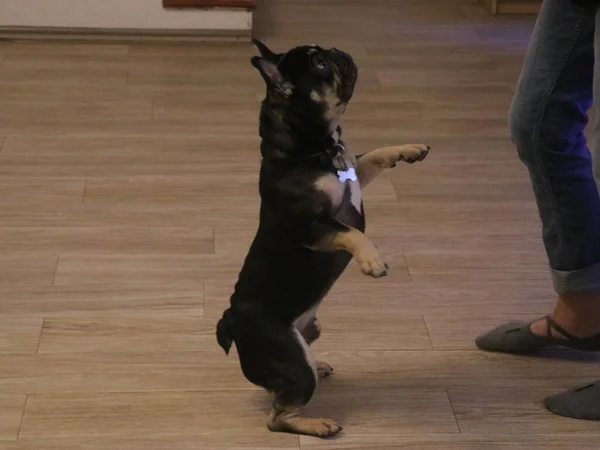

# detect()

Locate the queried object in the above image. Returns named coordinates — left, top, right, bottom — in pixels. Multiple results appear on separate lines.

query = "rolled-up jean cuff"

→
left=552, top=261, right=600, bottom=295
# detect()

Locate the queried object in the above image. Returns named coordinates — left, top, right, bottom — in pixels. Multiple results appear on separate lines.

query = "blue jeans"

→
left=510, top=0, right=600, bottom=294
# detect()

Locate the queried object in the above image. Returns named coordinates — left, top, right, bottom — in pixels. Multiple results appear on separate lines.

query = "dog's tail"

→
left=216, top=308, right=235, bottom=355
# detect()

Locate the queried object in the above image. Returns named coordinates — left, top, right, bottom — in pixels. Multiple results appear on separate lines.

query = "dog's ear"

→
left=252, top=39, right=281, bottom=63
left=251, top=56, right=293, bottom=98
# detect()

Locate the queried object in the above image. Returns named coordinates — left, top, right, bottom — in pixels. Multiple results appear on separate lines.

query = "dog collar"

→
left=263, top=127, right=347, bottom=173
left=330, top=143, right=348, bottom=170
left=291, top=142, right=347, bottom=171
left=296, top=143, right=357, bottom=183
left=269, top=139, right=345, bottom=167
left=328, top=144, right=358, bottom=182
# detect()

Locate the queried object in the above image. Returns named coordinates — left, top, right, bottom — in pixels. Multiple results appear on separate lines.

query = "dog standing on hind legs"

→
left=216, top=39, right=430, bottom=438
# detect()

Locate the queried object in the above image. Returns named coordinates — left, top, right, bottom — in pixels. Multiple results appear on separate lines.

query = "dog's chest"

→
left=315, top=152, right=363, bottom=218
left=338, top=174, right=362, bottom=214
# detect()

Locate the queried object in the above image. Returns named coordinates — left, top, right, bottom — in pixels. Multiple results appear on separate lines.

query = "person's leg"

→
left=513, top=0, right=600, bottom=301
left=542, top=6, right=600, bottom=420
left=474, top=0, right=600, bottom=420
left=524, top=0, right=600, bottom=340
left=596, top=14, right=600, bottom=192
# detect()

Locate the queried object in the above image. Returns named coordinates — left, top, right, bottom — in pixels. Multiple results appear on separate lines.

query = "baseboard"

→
left=0, top=25, right=251, bottom=43
left=480, top=0, right=541, bottom=15
left=497, top=1, right=541, bottom=14
left=163, top=0, right=256, bottom=8
left=479, top=0, right=498, bottom=15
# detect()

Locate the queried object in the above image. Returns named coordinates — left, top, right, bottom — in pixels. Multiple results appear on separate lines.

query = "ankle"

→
left=551, top=293, right=600, bottom=337
left=560, top=292, right=600, bottom=306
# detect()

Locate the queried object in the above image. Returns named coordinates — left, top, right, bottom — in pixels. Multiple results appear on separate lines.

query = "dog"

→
left=216, top=40, right=430, bottom=438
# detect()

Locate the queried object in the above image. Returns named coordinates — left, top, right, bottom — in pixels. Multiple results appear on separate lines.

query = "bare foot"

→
left=530, top=293, right=600, bottom=339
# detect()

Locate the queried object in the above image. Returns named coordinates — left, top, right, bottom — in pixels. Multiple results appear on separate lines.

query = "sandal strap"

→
left=545, top=315, right=581, bottom=341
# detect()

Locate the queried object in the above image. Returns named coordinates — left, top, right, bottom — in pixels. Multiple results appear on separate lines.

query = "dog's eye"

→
left=314, top=54, right=327, bottom=71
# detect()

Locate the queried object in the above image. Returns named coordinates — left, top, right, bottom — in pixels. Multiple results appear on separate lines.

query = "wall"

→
left=0, top=0, right=252, bottom=31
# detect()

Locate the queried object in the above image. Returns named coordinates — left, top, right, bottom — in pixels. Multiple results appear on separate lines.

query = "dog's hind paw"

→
left=311, top=418, right=343, bottom=438
left=268, top=415, right=343, bottom=438
left=316, top=361, right=334, bottom=379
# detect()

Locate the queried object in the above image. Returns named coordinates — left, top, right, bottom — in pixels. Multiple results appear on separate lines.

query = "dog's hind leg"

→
left=301, top=317, right=322, bottom=345
left=266, top=329, right=342, bottom=438
left=294, top=305, right=322, bottom=346
left=300, top=318, right=334, bottom=378
left=294, top=307, right=333, bottom=378
left=315, top=359, right=334, bottom=379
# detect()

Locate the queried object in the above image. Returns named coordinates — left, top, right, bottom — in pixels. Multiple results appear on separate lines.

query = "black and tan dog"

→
left=216, top=40, right=430, bottom=438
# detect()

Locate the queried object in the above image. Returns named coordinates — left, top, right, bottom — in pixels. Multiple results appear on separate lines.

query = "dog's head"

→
left=251, top=40, right=358, bottom=135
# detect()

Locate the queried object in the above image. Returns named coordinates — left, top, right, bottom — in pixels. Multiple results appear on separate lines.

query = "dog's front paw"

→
left=394, top=144, right=430, bottom=165
left=355, top=245, right=388, bottom=278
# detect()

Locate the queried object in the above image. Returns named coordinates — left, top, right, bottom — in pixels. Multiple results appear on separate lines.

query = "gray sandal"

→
left=476, top=316, right=600, bottom=421
left=544, top=380, right=600, bottom=420
left=475, top=315, right=600, bottom=353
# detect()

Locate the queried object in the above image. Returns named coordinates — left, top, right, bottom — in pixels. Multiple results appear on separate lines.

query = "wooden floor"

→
left=1, top=0, right=599, bottom=448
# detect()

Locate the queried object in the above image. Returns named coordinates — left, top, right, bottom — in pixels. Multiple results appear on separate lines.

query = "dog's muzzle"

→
left=329, top=48, right=358, bottom=103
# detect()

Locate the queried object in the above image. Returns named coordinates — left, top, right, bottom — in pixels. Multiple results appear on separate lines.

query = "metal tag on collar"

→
left=338, top=167, right=357, bottom=182
left=332, top=143, right=356, bottom=182
left=332, top=143, right=347, bottom=171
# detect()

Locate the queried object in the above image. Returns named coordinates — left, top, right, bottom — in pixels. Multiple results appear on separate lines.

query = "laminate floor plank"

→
left=3, top=350, right=596, bottom=396
left=0, top=395, right=27, bottom=441
left=0, top=286, right=203, bottom=319
left=0, top=178, right=85, bottom=203
left=0, top=254, right=58, bottom=287
left=53, top=255, right=224, bottom=287
left=0, top=318, right=43, bottom=354
left=1, top=0, right=590, bottom=448
left=38, top=316, right=212, bottom=354
left=0, top=227, right=214, bottom=255
left=19, top=391, right=298, bottom=446
left=300, top=434, right=600, bottom=450
left=0, top=202, right=259, bottom=228
left=83, top=175, right=261, bottom=205
left=0, top=43, right=130, bottom=56
left=449, top=385, right=600, bottom=434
